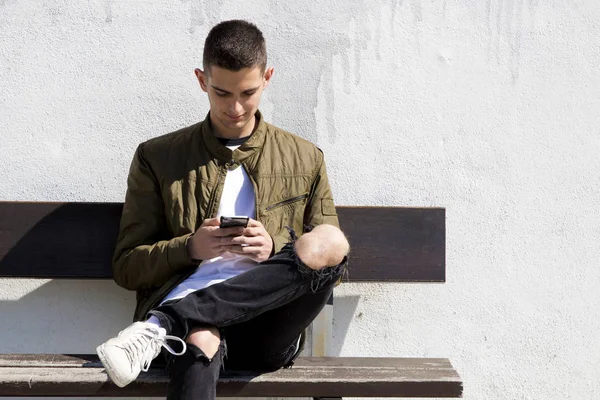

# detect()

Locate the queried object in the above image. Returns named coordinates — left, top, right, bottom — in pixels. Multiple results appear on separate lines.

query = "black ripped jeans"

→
left=149, top=231, right=348, bottom=400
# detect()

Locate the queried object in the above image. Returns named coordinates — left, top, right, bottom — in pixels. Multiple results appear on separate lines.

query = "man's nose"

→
left=228, top=100, right=243, bottom=114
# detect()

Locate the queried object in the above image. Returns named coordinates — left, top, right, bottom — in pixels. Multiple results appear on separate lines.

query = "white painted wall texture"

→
left=1, top=1, right=599, bottom=399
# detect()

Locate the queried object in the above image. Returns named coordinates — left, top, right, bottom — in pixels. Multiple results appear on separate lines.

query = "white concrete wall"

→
left=1, top=1, right=599, bottom=399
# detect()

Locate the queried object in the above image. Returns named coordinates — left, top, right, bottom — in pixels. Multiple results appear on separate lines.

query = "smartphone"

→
left=219, top=216, right=249, bottom=228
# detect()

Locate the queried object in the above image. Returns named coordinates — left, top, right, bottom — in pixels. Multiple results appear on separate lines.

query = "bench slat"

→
left=0, top=354, right=456, bottom=369
left=0, top=202, right=445, bottom=282
left=0, top=355, right=462, bottom=397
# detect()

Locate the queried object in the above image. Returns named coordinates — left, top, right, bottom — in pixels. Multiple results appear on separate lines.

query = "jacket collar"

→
left=201, top=110, right=267, bottom=169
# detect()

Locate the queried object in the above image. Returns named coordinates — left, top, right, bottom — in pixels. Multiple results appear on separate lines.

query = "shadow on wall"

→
left=0, top=279, right=361, bottom=358
left=0, top=279, right=135, bottom=354
left=329, top=294, right=361, bottom=357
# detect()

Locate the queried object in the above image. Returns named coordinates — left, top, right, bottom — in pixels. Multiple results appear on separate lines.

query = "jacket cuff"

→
left=167, top=233, right=197, bottom=271
left=271, top=233, right=290, bottom=255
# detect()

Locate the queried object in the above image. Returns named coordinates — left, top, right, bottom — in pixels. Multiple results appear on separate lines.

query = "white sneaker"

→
left=96, top=321, right=187, bottom=387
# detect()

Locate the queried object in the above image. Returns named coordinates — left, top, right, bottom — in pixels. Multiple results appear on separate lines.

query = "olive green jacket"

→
left=112, top=111, right=339, bottom=321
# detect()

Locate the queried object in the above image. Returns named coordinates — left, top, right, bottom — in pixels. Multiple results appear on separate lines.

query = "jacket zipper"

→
left=206, top=163, right=227, bottom=218
left=265, top=193, right=308, bottom=212
left=243, top=164, right=260, bottom=222
left=141, top=162, right=229, bottom=318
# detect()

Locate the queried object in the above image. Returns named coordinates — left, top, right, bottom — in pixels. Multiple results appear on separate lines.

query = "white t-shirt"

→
left=161, top=144, right=257, bottom=304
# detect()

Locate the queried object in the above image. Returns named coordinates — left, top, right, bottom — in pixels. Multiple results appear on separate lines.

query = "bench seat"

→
left=0, top=355, right=462, bottom=397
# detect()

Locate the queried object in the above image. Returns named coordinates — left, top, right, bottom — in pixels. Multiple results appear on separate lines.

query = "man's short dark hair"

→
left=203, top=20, right=267, bottom=74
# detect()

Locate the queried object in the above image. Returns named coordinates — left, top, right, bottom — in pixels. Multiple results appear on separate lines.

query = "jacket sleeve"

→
left=271, top=149, right=340, bottom=254
left=112, top=144, right=196, bottom=291
left=306, top=150, right=346, bottom=285
left=303, top=149, right=340, bottom=229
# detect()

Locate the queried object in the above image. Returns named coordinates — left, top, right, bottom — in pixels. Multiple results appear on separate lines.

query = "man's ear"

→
left=195, top=68, right=209, bottom=92
left=263, top=67, right=274, bottom=88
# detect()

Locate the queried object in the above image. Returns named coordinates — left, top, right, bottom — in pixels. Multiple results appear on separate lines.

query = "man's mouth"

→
left=227, top=114, right=245, bottom=121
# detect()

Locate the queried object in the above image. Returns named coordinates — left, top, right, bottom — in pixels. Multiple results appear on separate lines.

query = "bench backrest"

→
left=0, top=202, right=445, bottom=282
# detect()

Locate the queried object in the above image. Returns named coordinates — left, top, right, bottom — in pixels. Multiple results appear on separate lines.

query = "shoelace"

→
left=141, top=333, right=187, bottom=372
left=119, top=328, right=187, bottom=372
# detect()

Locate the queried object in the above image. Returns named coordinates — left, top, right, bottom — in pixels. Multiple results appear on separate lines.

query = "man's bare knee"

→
left=295, top=224, right=349, bottom=270
left=185, top=327, right=221, bottom=359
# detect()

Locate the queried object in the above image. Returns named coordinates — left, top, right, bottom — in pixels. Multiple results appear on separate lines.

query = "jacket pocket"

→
left=265, top=193, right=308, bottom=212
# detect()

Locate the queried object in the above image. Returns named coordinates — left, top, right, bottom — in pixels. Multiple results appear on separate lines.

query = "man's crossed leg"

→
left=96, top=224, right=349, bottom=394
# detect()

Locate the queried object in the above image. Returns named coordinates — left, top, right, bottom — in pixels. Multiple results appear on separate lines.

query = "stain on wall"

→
left=105, top=0, right=113, bottom=23
left=266, top=0, right=389, bottom=144
left=486, top=0, right=537, bottom=83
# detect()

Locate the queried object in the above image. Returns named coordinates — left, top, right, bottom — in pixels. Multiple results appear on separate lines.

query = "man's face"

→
left=196, top=65, right=273, bottom=138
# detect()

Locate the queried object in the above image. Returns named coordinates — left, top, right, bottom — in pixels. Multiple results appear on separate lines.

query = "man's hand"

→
left=186, top=217, right=246, bottom=261
left=224, top=218, right=274, bottom=262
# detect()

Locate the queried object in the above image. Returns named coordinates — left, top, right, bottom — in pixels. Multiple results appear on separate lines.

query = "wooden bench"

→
left=0, top=202, right=462, bottom=398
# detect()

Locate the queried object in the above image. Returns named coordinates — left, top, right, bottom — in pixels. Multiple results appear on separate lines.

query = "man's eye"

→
left=215, top=92, right=228, bottom=97
left=243, top=91, right=256, bottom=96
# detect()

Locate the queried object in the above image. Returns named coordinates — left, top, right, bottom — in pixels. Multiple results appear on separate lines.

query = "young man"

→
left=96, top=20, right=349, bottom=400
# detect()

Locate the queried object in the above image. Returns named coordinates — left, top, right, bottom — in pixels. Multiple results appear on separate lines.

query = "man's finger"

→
left=246, top=218, right=264, bottom=228
left=201, top=217, right=221, bottom=227
left=229, top=235, right=263, bottom=246
left=241, top=227, right=265, bottom=237
left=225, top=245, right=260, bottom=255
